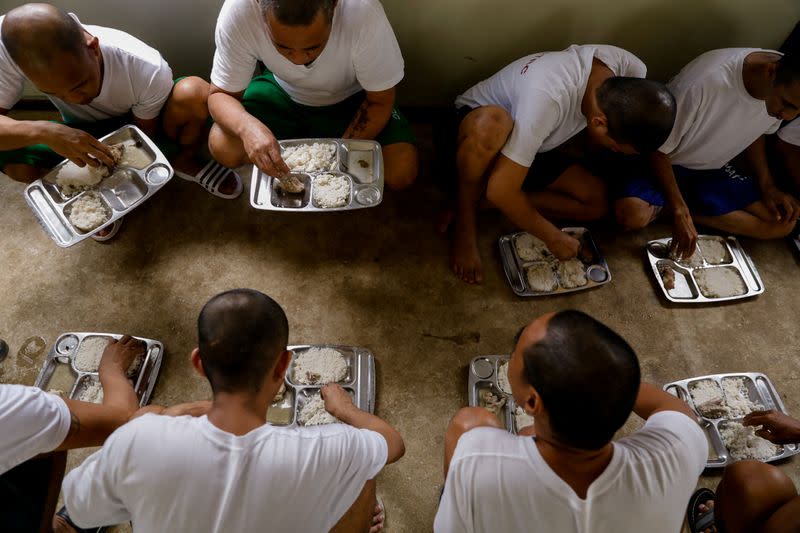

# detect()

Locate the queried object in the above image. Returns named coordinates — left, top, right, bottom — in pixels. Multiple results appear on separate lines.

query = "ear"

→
left=525, top=386, right=544, bottom=416
left=590, top=113, right=608, bottom=130
left=190, top=348, right=207, bottom=378
left=86, top=34, right=100, bottom=51
left=273, top=350, right=292, bottom=381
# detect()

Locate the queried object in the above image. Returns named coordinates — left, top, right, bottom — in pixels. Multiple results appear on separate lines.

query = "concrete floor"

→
left=1, top=124, right=799, bottom=532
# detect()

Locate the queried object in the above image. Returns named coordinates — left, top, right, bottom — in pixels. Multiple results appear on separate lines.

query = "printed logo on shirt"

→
left=520, top=54, right=545, bottom=75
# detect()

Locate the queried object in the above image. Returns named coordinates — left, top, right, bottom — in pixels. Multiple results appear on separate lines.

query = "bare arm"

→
left=485, top=155, right=580, bottom=260
left=650, top=151, right=697, bottom=259
left=746, top=135, right=800, bottom=222
left=633, top=382, right=697, bottom=421
left=132, top=116, right=159, bottom=139
left=342, top=88, right=395, bottom=141
left=322, top=384, right=405, bottom=464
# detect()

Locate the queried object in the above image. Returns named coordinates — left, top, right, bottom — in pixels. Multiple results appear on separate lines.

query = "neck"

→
left=742, top=51, right=780, bottom=100
left=582, top=58, right=613, bottom=118
left=206, top=390, right=272, bottom=436
left=535, top=429, right=614, bottom=498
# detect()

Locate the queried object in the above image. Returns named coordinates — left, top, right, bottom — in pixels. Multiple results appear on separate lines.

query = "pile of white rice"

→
left=515, top=233, right=551, bottom=261
left=77, top=380, right=105, bottom=404
left=298, top=395, right=339, bottom=426
left=699, top=238, right=730, bottom=264
left=73, top=336, right=111, bottom=372
left=694, top=267, right=747, bottom=298
left=479, top=389, right=506, bottom=416
left=557, top=259, right=588, bottom=289
left=312, top=174, right=350, bottom=208
left=722, top=377, right=762, bottom=417
left=677, top=250, right=704, bottom=268
left=515, top=406, right=535, bottom=430
left=293, top=347, right=348, bottom=384
left=56, top=162, right=109, bottom=196
left=68, top=192, right=110, bottom=232
left=497, top=361, right=512, bottom=395
left=283, top=143, right=337, bottom=172
left=720, top=421, right=778, bottom=461
left=525, top=264, right=557, bottom=292
left=689, top=380, right=729, bottom=418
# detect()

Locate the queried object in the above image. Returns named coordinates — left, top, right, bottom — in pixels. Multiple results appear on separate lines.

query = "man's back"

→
left=434, top=411, right=706, bottom=533
left=63, top=413, right=387, bottom=532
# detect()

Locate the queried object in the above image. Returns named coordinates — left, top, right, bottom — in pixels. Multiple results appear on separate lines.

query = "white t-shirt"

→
left=660, top=48, right=782, bottom=170
left=0, top=14, right=173, bottom=122
left=778, top=119, right=800, bottom=146
left=455, top=45, right=647, bottom=168
left=0, top=385, right=71, bottom=474
left=434, top=411, right=706, bottom=533
left=211, top=0, right=404, bottom=106
left=63, top=414, right=388, bottom=532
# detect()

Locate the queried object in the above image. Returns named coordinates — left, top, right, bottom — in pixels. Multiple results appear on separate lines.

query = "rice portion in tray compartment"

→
left=720, top=421, right=780, bottom=461
left=67, top=192, right=111, bottom=232
left=292, top=347, right=348, bottom=385
left=689, top=380, right=728, bottom=418
left=699, top=238, right=731, bottom=264
left=514, top=406, right=534, bottom=430
left=721, top=377, right=762, bottom=417
left=283, top=143, right=337, bottom=172
left=693, top=267, right=747, bottom=298
left=525, top=263, right=558, bottom=292
left=515, top=233, right=552, bottom=261
left=557, top=259, right=588, bottom=289
left=73, top=336, right=111, bottom=372
left=75, top=377, right=104, bottom=404
left=312, top=173, right=350, bottom=208
left=297, top=394, right=339, bottom=426
left=497, top=361, right=512, bottom=395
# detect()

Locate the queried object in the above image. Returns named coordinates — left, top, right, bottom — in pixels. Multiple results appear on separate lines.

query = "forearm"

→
left=342, top=98, right=392, bottom=140
left=633, top=382, right=697, bottom=420
left=337, top=406, right=405, bottom=463
left=495, top=189, right=562, bottom=243
left=650, top=152, right=689, bottom=212
left=745, top=136, right=775, bottom=191
left=99, top=370, right=139, bottom=415
left=208, top=91, right=264, bottom=139
left=0, top=115, right=53, bottom=150
left=55, top=399, right=131, bottom=450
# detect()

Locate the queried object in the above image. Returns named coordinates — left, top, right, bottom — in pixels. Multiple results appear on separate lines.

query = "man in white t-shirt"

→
left=775, top=119, right=800, bottom=196
left=435, top=310, right=707, bottom=533
left=615, top=49, right=800, bottom=257
left=62, top=289, right=405, bottom=532
left=207, top=0, right=419, bottom=191
left=448, top=45, right=676, bottom=284
left=0, top=4, right=240, bottom=206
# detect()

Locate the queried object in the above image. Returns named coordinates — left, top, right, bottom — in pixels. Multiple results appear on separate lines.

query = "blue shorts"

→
left=616, top=163, right=762, bottom=216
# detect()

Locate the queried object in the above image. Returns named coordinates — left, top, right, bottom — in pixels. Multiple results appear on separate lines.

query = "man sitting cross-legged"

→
left=435, top=310, right=707, bottom=532
left=62, top=289, right=404, bottom=532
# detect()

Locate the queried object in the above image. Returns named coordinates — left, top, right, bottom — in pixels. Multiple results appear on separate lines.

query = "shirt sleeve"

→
left=210, top=0, right=260, bottom=93
left=130, top=57, right=174, bottom=120
left=501, top=90, right=562, bottom=167
left=594, top=45, right=647, bottom=78
left=352, top=2, right=404, bottom=93
left=778, top=119, right=800, bottom=146
left=342, top=428, right=389, bottom=481
left=641, top=410, right=708, bottom=475
left=0, top=385, right=72, bottom=474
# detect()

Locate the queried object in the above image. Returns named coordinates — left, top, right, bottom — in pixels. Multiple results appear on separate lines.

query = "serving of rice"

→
left=525, top=264, right=558, bottom=292
left=721, top=377, right=762, bottom=417
left=68, top=192, right=110, bottom=232
left=497, top=361, right=512, bottom=395
left=55, top=143, right=124, bottom=195
left=282, top=143, right=337, bottom=172
left=77, top=380, right=104, bottom=404
left=694, top=267, right=747, bottom=298
left=689, top=380, right=728, bottom=418
left=293, top=347, right=348, bottom=385
left=515, top=406, right=535, bottom=430
left=312, top=174, right=350, bottom=208
left=699, top=238, right=730, bottom=264
left=73, top=336, right=111, bottom=372
left=297, top=395, right=339, bottom=426
left=479, top=389, right=506, bottom=416
left=720, top=421, right=778, bottom=461
left=557, top=259, right=588, bottom=289
left=515, top=233, right=551, bottom=262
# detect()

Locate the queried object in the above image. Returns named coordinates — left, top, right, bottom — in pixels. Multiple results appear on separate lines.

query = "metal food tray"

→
left=646, top=235, right=764, bottom=303
left=467, top=355, right=532, bottom=434
left=250, top=138, right=384, bottom=212
left=499, top=228, right=611, bottom=297
left=33, top=332, right=164, bottom=407
left=664, top=372, right=798, bottom=468
left=24, top=125, right=173, bottom=247
left=267, top=344, right=376, bottom=427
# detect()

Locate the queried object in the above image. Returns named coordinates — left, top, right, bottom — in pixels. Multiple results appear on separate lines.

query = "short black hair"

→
left=1, top=4, right=86, bottom=71
left=197, top=289, right=289, bottom=394
left=519, top=310, right=640, bottom=450
left=261, top=0, right=336, bottom=26
left=596, top=77, right=676, bottom=153
left=775, top=53, right=800, bottom=87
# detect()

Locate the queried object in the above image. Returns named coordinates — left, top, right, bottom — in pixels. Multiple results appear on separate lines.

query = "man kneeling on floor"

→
left=435, top=310, right=707, bottom=532
left=62, top=289, right=404, bottom=532
left=449, top=44, right=676, bottom=283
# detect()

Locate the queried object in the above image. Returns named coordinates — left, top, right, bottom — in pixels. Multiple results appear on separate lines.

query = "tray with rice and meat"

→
left=266, top=345, right=376, bottom=428
left=24, top=125, right=173, bottom=247
left=33, top=332, right=164, bottom=407
left=498, top=228, right=611, bottom=297
left=467, top=355, right=534, bottom=434
left=646, top=235, right=764, bottom=304
left=664, top=372, right=799, bottom=468
left=250, top=139, right=384, bottom=212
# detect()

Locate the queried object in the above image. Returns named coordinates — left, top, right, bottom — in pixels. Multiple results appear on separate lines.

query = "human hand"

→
left=98, top=335, right=145, bottom=376
left=762, top=185, right=800, bottom=223
left=241, top=122, right=290, bottom=178
left=43, top=123, right=115, bottom=168
left=743, top=410, right=800, bottom=444
left=669, top=208, right=698, bottom=260
left=547, top=232, right=580, bottom=261
left=321, top=383, right=357, bottom=419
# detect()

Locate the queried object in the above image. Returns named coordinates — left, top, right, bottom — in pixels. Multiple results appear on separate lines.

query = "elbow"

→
left=386, top=433, right=406, bottom=464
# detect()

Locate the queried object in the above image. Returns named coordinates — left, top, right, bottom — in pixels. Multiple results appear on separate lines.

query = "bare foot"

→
left=52, top=514, right=78, bottom=533
left=696, top=499, right=716, bottom=533
left=369, top=501, right=385, bottom=533
left=451, top=221, right=483, bottom=284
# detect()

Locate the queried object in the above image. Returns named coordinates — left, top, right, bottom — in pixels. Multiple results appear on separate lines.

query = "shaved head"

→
left=2, top=3, right=86, bottom=72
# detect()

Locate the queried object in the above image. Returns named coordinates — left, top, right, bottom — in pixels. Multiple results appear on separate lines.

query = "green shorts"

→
left=242, top=72, right=416, bottom=146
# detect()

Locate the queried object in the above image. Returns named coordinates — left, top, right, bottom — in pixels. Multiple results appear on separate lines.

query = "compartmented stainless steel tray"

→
left=664, top=372, right=797, bottom=468
left=646, top=235, right=764, bottom=303
left=267, top=344, right=376, bottom=427
left=250, top=139, right=384, bottom=212
left=467, top=355, right=534, bottom=434
left=33, top=332, right=164, bottom=407
left=24, top=125, right=173, bottom=247
left=499, top=228, right=611, bottom=297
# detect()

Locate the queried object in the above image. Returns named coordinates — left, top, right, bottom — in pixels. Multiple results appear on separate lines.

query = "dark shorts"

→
left=615, top=161, right=763, bottom=217
left=242, top=72, right=416, bottom=146
left=0, top=453, right=65, bottom=532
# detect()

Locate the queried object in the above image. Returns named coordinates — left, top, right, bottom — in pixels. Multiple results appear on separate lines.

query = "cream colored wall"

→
left=16, top=0, right=800, bottom=106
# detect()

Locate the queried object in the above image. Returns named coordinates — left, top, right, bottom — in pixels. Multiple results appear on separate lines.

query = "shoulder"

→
left=0, top=384, right=67, bottom=416
left=454, top=427, right=527, bottom=459
left=339, top=0, right=391, bottom=26
left=88, top=24, right=165, bottom=70
left=671, top=48, right=751, bottom=88
left=619, top=411, right=706, bottom=457
left=217, top=0, right=260, bottom=26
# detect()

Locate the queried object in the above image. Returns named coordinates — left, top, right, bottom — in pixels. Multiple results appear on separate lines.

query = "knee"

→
left=384, top=144, right=418, bottom=191
left=460, top=106, right=513, bottom=155
left=581, top=186, right=609, bottom=220
left=208, top=124, right=244, bottom=167
left=723, top=460, right=796, bottom=499
left=171, top=76, right=210, bottom=117
left=447, top=407, right=499, bottom=435
left=615, top=198, right=655, bottom=230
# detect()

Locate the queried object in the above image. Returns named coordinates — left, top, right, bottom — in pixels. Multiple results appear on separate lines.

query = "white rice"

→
left=525, top=263, right=558, bottom=292
left=689, top=380, right=729, bottom=418
left=293, top=347, right=348, bottom=385
left=479, top=389, right=506, bottom=416
left=677, top=250, right=704, bottom=268
left=77, top=380, right=104, bottom=404
left=557, top=259, right=588, bottom=289
left=497, top=361, right=512, bottom=395
left=297, top=395, right=339, bottom=426
left=118, top=140, right=152, bottom=169
left=694, top=267, right=747, bottom=298
left=515, top=406, right=535, bottom=430
left=515, top=233, right=551, bottom=261
left=722, top=377, right=762, bottom=417
left=312, top=173, right=350, bottom=208
left=282, top=143, right=337, bottom=172
left=68, top=192, right=110, bottom=232
left=275, top=174, right=306, bottom=194
left=56, top=162, right=110, bottom=196
left=73, top=336, right=111, bottom=372
left=720, top=421, right=778, bottom=461
left=699, top=239, right=730, bottom=264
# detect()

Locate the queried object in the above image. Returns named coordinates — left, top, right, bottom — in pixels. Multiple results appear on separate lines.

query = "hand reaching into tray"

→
left=242, top=122, right=290, bottom=178
left=321, top=383, right=358, bottom=419
left=44, top=122, right=117, bottom=169
left=669, top=208, right=698, bottom=260
left=98, top=335, right=145, bottom=377
left=744, top=410, right=800, bottom=444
